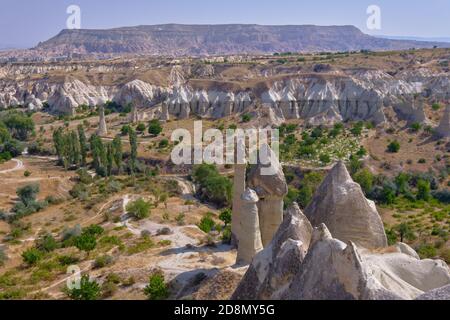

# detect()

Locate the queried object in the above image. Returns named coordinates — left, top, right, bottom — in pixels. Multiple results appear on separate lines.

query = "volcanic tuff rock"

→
left=232, top=203, right=313, bottom=300
left=304, top=161, right=388, bottom=249
left=416, top=285, right=450, bottom=300
left=435, top=105, right=450, bottom=138
left=247, top=144, right=288, bottom=246
left=281, top=224, right=450, bottom=300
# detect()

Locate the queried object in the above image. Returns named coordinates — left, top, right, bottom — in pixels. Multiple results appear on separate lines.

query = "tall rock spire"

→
left=304, top=161, right=387, bottom=249
left=435, top=105, right=450, bottom=139
left=97, top=105, right=108, bottom=136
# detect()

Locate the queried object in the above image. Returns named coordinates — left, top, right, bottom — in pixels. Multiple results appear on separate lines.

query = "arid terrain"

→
left=0, top=45, right=449, bottom=300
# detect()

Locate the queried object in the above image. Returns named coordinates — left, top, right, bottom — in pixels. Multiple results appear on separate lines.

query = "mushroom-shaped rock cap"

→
left=247, top=143, right=288, bottom=198
left=241, top=188, right=259, bottom=203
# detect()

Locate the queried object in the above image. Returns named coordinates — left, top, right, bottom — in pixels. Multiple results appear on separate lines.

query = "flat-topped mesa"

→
left=236, top=188, right=263, bottom=265
left=232, top=203, right=313, bottom=300
left=304, top=161, right=388, bottom=249
left=435, top=105, right=450, bottom=139
left=97, top=105, right=108, bottom=136
left=248, top=144, right=288, bottom=247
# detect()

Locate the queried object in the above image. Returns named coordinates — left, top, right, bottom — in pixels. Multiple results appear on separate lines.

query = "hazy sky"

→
left=1, top=0, right=449, bottom=48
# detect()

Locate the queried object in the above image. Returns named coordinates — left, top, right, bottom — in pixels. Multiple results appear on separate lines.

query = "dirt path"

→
left=0, top=159, right=24, bottom=174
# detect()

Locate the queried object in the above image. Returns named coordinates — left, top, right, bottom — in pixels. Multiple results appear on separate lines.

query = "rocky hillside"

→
left=0, top=49, right=449, bottom=127
left=34, top=24, right=450, bottom=57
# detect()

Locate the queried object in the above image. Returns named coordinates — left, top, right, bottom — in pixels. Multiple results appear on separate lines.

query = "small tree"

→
left=66, top=274, right=101, bottom=300
left=144, top=271, right=169, bottom=300
left=148, top=120, right=163, bottom=136
left=354, top=169, right=374, bottom=195
left=136, top=123, right=146, bottom=133
left=416, top=179, right=431, bottom=201
left=395, top=223, right=415, bottom=243
left=126, top=198, right=151, bottom=219
left=387, top=141, right=400, bottom=153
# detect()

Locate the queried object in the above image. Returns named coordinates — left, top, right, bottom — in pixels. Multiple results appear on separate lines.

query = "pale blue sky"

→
left=1, top=0, right=449, bottom=48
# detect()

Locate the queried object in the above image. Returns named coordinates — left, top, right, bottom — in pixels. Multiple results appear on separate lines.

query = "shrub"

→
left=416, top=180, right=431, bottom=201
left=354, top=169, right=374, bottom=195
left=0, top=247, right=7, bottom=266
left=126, top=198, right=151, bottom=220
left=120, top=125, right=131, bottom=136
left=431, top=103, right=441, bottom=111
left=221, top=225, right=232, bottom=244
left=387, top=141, right=400, bottom=153
left=158, top=139, right=169, bottom=149
left=241, top=114, right=252, bottom=123
left=82, top=224, right=104, bottom=237
left=136, top=123, right=146, bottom=132
left=410, top=122, right=421, bottom=132
left=93, top=255, right=113, bottom=269
left=148, top=120, right=163, bottom=136
left=66, top=274, right=101, bottom=300
left=74, top=233, right=97, bottom=253
left=319, top=154, right=331, bottom=164
left=16, top=184, right=39, bottom=207
left=36, top=234, right=58, bottom=253
left=417, top=243, right=437, bottom=259
left=219, top=209, right=232, bottom=226
left=24, top=170, right=31, bottom=177
left=144, top=271, right=169, bottom=300
left=198, top=212, right=215, bottom=233
left=22, top=248, right=43, bottom=266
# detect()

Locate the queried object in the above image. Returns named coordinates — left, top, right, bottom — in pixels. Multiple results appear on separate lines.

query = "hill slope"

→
left=35, top=24, right=450, bottom=56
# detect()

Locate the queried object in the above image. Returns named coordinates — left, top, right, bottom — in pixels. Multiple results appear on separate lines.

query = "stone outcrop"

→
left=248, top=144, right=288, bottom=246
left=97, top=106, right=108, bottom=136
left=232, top=203, right=312, bottom=300
left=281, top=224, right=450, bottom=300
left=435, top=105, right=450, bottom=138
left=416, top=285, right=450, bottom=300
left=130, top=104, right=139, bottom=123
left=0, top=62, right=449, bottom=127
left=236, top=189, right=263, bottom=265
left=305, top=161, right=387, bottom=249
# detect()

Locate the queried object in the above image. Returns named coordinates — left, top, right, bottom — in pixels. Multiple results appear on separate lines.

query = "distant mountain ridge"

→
left=34, top=24, right=450, bottom=56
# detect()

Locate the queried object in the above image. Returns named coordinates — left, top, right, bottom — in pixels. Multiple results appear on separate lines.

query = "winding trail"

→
left=0, top=159, right=24, bottom=174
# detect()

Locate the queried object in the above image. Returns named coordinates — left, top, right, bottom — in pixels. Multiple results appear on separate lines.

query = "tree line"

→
left=52, top=124, right=139, bottom=177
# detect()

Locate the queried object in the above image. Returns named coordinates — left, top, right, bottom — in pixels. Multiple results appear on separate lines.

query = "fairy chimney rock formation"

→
left=231, top=163, right=246, bottom=246
left=236, top=188, right=263, bottom=265
left=130, top=104, right=139, bottom=123
left=232, top=203, right=313, bottom=300
left=97, top=106, right=108, bottom=136
left=304, top=161, right=388, bottom=249
left=248, top=144, right=288, bottom=246
left=435, top=105, right=450, bottom=138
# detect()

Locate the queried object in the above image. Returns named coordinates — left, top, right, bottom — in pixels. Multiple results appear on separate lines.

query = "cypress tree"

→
left=78, top=124, right=88, bottom=167
left=129, top=128, right=138, bottom=175
left=112, top=135, right=123, bottom=174
left=106, top=143, right=114, bottom=176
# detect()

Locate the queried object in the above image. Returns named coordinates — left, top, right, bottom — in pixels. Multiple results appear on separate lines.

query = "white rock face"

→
left=0, top=68, right=448, bottom=126
left=97, top=106, right=108, bottom=136
left=435, top=105, right=450, bottom=138
left=281, top=225, right=450, bottom=300
left=232, top=203, right=313, bottom=300
left=236, top=188, right=264, bottom=265
left=305, top=161, right=388, bottom=249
